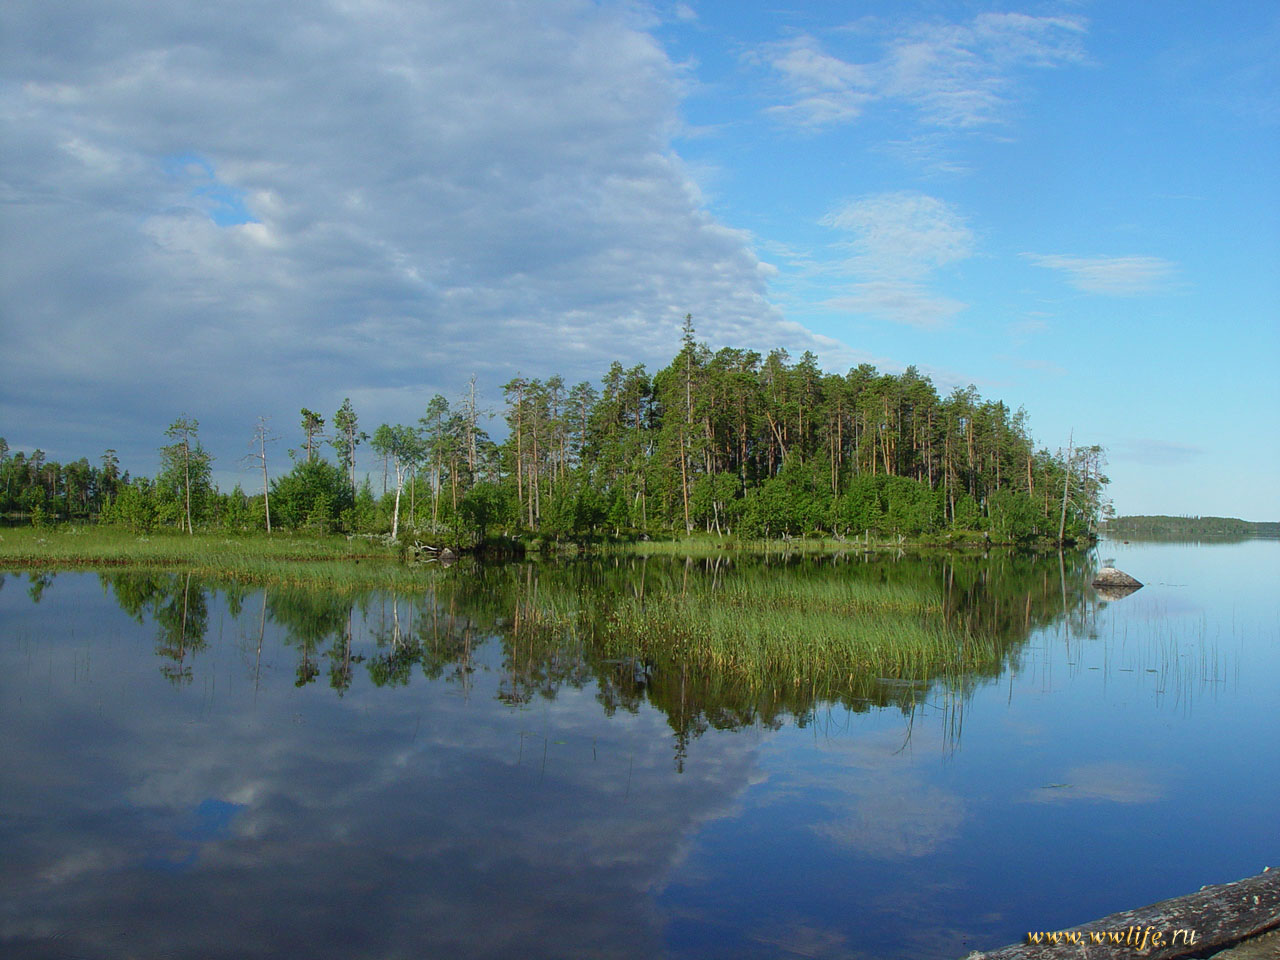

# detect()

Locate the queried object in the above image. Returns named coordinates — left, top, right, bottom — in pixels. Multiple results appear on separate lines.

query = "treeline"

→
left=0, top=323, right=1108, bottom=543
left=1104, top=515, right=1279, bottom=540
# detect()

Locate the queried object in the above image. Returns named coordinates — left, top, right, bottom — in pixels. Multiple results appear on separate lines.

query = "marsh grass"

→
left=585, top=594, right=997, bottom=689
left=0, top=526, right=421, bottom=589
left=495, top=561, right=1011, bottom=694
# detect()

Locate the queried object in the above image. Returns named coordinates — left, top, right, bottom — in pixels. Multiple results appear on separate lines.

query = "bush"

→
left=460, top=481, right=513, bottom=543
left=270, top=460, right=355, bottom=531
left=102, top=482, right=156, bottom=533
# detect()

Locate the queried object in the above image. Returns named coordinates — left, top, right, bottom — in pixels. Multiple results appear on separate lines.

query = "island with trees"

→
left=1, top=323, right=1108, bottom=553
left=1103, top=515, right=1279, bottom=541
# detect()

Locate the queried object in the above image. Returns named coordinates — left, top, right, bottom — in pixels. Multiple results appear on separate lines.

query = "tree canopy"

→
left=0, top=326, right=1110, bottom=544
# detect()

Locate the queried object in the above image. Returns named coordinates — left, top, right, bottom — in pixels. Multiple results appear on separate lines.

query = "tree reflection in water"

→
left=93, top=549, right=1096, bottom=752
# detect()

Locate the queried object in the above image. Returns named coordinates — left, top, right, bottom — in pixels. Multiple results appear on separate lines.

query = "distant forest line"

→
left=1104, top=515, right=1279, bottom=540
left=1, top=322, right=1109, bottom=545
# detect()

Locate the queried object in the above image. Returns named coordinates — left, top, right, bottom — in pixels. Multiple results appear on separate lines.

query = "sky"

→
left=2, top=0, right=1277, bottom=520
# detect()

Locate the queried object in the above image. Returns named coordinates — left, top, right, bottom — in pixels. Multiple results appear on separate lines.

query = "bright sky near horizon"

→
left=2, top=0, right=1277, bottom=520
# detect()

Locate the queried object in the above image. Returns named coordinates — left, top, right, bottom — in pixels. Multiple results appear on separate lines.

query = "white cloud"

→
left=0, top=0, right=835, bottom=475
left=817, top=192, right=973, bottom=328
left=759, top=13, right=1088, bottom=132
left=760, top=35, right=875, bottom=127
left=1023, top=254, right=1177, bottom=295
left=823, top=192, right=974, bottom=276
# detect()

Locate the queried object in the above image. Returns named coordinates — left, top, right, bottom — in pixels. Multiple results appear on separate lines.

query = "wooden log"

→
left=964, top=869, right=1280, bottom=959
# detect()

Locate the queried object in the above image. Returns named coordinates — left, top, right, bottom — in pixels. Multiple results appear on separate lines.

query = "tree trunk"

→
left=261, top=432, right=271, bottom=535
left=391, top=462, right=404, bottom=539
left=183, top=440, right=192, bottom=534
left=1058, top=430, right=1073, bottom=544
left=679, top=430, right=691, bottom=534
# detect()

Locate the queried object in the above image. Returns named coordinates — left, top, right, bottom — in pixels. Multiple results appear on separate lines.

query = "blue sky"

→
left=2, top=0, right=1277, bottom=519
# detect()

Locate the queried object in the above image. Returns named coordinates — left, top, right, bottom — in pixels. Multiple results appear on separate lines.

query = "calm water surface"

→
left=1, top=540, right=1277, bottom=959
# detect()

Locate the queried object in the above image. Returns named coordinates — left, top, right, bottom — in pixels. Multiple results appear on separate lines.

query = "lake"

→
left=1, top=538, right=1277, bottom=959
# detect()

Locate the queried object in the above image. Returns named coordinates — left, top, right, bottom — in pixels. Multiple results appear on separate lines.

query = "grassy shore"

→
left=0, top=525, right=423, bottom=588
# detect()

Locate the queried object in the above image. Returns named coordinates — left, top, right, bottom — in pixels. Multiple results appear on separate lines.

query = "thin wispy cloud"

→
left=819, top=192, right=972, bottom=328
left=758, top=12, right=1088, bottom=132
left=759, top=36, right=876, bottom=127
left=1024, top=254, right=1177, bottom=295
left=1006, top=314, right=1051, bottom=344
left=1115, top=439, right=1205, bottom=467
left=823, top=192, right=974, bottom=275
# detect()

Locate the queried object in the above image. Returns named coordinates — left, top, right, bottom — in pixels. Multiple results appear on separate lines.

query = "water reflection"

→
left=84, top=551, right=1100, bottom=745
left=2, top=542, right=1276, bottom=960
left=2, top=568, right=768, bottom=959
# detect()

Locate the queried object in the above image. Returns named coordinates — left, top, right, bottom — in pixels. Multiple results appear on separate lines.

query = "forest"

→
left=1, top=321, right=1109, bottom=545
left=1103, top=515, right=1279, bottom=540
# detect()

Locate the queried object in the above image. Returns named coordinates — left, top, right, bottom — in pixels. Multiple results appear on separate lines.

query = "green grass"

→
left=498, top=561, right=1007, bottom=695
left=0, top=525, right=427, bottom=588
left=598, top=600, right=986, bottom=680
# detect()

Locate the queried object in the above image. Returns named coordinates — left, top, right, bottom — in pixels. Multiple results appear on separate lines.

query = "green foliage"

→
left=215, top=485, right=257, bottom=531
left=835, top=475, right=884, bottom=534
left=350, top=478, right=382, bottom=533
left=102, top=481, right=157, bottom=532
left=157, top=417, right=213, bottom=533
left=459, top=481, right=511, bottom=542
left=18, top=484, right=47, bottom=516
left=331, top=398, right=361, bottom=486
left=951, top=494, right=982, bottom=532
left=882, top=476, right=942, bottom=535
left=271, top=459, right=355, bottom=531
left=988, top=488, right=1040, bottom=541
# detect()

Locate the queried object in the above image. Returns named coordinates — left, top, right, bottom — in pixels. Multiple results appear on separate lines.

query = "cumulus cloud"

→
left=1023, top=254, right=1177, bottom=295
left=758, top=12, right=1088, bottom=132
left=818, top=192, right=973, bottom=328
left=0, top=0, right=820, bottom=475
